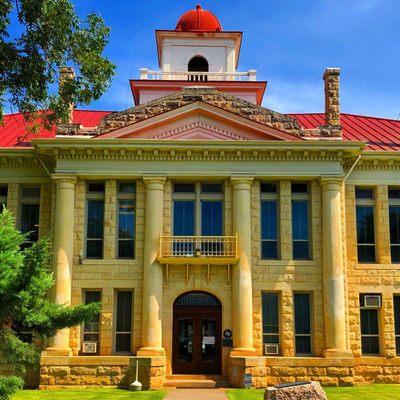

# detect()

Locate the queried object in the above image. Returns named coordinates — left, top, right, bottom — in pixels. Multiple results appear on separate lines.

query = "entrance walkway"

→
left=164, top=388, right=228, bottom=400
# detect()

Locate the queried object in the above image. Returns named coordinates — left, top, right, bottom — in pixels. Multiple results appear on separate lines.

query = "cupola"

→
left=175, top=4, right=222, bottom=32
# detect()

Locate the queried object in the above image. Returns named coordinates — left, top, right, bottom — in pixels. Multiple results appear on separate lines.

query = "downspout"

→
left=344, top=153, right=362, bottom=182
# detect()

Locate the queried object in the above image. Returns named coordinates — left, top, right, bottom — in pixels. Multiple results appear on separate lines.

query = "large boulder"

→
left=264, top=381, right=328, bottom=400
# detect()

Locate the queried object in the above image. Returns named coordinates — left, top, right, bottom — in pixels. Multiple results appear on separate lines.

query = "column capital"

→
left=51, top=174, right=77, bottom=185
left=231, top=176, right=254, bottom=188
left=143, top=176, right=166, bottom=189
left=320, top=176, right=343, bottom=188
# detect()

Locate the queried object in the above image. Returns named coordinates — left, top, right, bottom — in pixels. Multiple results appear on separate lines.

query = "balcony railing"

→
left=158, top=234, right=239, bottom=264
left=140, top=69, right=257, bottom=82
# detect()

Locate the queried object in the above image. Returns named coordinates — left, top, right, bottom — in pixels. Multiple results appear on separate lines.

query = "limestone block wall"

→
left=251, top=180, right=325, bottom=357
left=69, top=179, right=145, bottom=356
left=345, top=184, right=400, bottom=359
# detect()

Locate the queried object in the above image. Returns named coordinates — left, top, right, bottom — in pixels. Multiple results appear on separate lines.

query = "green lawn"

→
left=226, top=385, right=400, bottom=400
left=14, top=388, right=166, bottom=400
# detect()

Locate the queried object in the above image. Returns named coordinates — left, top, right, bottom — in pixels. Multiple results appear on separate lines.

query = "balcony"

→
left=158, top=234, right=239, bottom=265
left=140, top=69, right=257, bottom=82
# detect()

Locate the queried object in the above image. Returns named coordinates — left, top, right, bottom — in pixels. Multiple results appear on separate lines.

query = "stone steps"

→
left=164, top=375, right=229, bottom=388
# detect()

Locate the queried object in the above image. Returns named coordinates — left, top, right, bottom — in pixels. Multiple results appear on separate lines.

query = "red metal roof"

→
left=0, top=110, right=112, bottom=147
left=290, top=113, right=400, bottom=151
left=1, top=109, right=400, bottom=151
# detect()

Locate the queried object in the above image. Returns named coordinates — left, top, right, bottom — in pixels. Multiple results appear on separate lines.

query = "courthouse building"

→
left=1, top=4, right=400, bottom=388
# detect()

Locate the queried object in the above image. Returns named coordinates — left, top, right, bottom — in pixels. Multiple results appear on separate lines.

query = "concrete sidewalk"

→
left=164, top=388, right=228, bottom=400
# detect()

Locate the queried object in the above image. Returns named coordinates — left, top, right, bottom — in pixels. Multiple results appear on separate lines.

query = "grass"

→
left=226, top=385, right=400, bottom=400
left=14, top=388, right=166, bottom=400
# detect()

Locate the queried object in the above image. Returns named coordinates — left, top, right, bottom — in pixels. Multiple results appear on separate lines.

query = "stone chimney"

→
left=59, top=66, right=75, bottom=123
left=321, top=68, right=342, bottom=137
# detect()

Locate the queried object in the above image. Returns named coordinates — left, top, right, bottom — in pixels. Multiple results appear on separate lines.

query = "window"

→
left=356, top=188, right=376, bottom=263
left=294, top=293, right=312, bottom=355
left=389, top=188, right=400, bottom=263
left=291, top=183, right=310, bottom=260
left=188, top=56, right=209, bottom=82
left=115, top=290, right=133, bottom=353
left=262, top=292, right=279, bottom=348
left=20, top=186, right=40, bottom=248
left=360, top=294, right=380, bottom=355
left=86, top=182, right=105, bottom=259
left=261, top=183, right=279, bottom=259
left=117, top=182, right=136, bottom=259
left=83, top=290, right=101, bottom=353
left=0, top=186, right=7, bottom=207
left=394, top=296, right=400, bottom=355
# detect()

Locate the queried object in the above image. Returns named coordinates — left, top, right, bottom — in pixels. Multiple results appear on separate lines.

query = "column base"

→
left=230, top=347, right=257, bottom=357
left=41, top=347, right=73, bottom=357
left=323, top=348, right=353, bottom=358
left=137, top=347, right=166, bottom=356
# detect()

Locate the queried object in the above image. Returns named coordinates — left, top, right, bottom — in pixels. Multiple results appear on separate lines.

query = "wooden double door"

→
left=173, top=305, right=222, bottom=375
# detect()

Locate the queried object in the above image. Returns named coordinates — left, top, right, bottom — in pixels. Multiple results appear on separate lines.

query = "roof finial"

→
left=196, top=4, right=202, bottom=9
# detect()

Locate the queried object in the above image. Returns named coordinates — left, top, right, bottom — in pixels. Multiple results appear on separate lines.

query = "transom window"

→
left=20, top=186, right=40, bottom=248
left=262, top=292, right=280, bottom=349
left=389, top=188, right=400, bottom=263
left=294, top=293, right=312, bottom=356
left=261, top=183, right=279, bottom=259
left=360, top=294, right=380, bottom=355
left=173, top=182, right=223, bottom=236
left=291, top=183, right=310, bottom=260
left=355, top=188, right=376, bottom=263
left=86, top=182, right=105, bottom=259
left=0, top=185, right=7, bottom=207
left=83, top=290, right=101, bottom=354
left=117, top=182, right=136, bottom=259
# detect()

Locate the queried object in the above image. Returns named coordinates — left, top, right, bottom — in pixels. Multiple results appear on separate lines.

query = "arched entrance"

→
left=173, top=291, right=222, bottom=374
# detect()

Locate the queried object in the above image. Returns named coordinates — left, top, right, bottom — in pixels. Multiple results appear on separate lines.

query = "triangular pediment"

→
left=97, top=101, right=302, bottom=142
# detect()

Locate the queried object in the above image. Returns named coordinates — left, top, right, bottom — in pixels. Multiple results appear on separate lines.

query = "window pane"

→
left=262, top=241, right=278, bottom=259
left=174, top=183, right=195, bottom=193
left=360, top=309, right=379, bottom=335
left=118, top=200, right=135, bottom=239
left=294, top=294, right=311, bottom=335
left=84, top=291, right=101, bottom=338
left=395, top=297, right=400, bottom=355
left=0, top=186, right=8, bottom=196
left=173, top=201, right=195, bottom=235
left=356, top=206, right=375, bottom=244
left=261, top=183, right=277, bottom=193
left=86, top=240, right=103, bottom=259
left=88, top=183, right=105, bottom=193
left=116, top=334, right=131, bottom=353
left=389, top=188, right=400, bottom=199
left=389, top=206, right=400, bottom=247
left=261, top=201, right=277, bottom=240
left=291, top=183, right=308, bottom=194
left=355, top=188, right=374, bottom=199
left=262, top=293, right=279, bottom=337
left=118, top=241, right=134, bottom=259
left=201, top=183, right=222, bottom=193
left=362, top=337, right=380, bottom=355
left=116, top=291, right=132, bottom=332
left=22, top=186, right=40, bottom=197
left=201, top=201, right=223, bottom=236
left=295, top=336, right=312, bottom=355
left=292, top=201, right=309, bottom=240
left=87, top=200, right=104, bottom=239
left=20, top=204, right=39, bottom=243
left=119, top=182, right=135, bottom=193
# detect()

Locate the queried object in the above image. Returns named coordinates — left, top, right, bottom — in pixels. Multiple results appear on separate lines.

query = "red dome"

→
left=175, top=5, right=222, bottom=32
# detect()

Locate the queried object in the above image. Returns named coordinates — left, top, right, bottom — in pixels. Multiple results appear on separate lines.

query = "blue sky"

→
left=16, top=1, right=400, bottom=118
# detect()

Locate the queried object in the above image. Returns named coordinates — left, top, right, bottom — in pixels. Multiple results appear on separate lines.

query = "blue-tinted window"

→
left=201, top=201, right=223, bottom=236
left=292, top=201, right=310, bottom=260
left=86, top=200, right=104, bottom=258
left=261, top=201, right=278, bottom=259
left=294, top=293, right=312, bottom=355
left=118, top=200, right=135, bottom=258
left=356, top=206, right=375, bottom=263
left=173, top=201, right=195, bottom=235
left=262, top=293, right=279, bottom=345
left=390, top=206, right=400, bottom=263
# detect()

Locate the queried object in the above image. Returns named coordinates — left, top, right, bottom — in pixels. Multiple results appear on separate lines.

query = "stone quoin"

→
left=1, top=3, right=400, bottom=390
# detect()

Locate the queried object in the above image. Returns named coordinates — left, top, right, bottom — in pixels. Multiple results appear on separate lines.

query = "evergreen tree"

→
left=0, top=208, right=100, bottom=399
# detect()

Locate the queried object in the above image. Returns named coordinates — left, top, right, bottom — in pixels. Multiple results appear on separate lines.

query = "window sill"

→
left=257, top=259, right=318, bottom=267
left=80, top=259, right=139, bottom=266
left=355, top=263, right=400, bottom=270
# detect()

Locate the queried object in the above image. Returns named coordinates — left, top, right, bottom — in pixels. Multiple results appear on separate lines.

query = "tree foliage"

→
left=0, top=208, right=100, bottom=399
left=0, top=0, right=115, bottom=130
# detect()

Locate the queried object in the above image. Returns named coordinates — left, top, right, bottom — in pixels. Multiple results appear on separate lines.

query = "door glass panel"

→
left=178, top=318, right=193, bottom=362
left=201, top=318, right=217, bottom=361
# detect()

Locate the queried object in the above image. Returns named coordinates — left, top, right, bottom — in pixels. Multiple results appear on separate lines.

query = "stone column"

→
left=321, top=178, right=351, bottom=358
left=138, top=177, right=166, bottom=356
left=44, top=174, right=76, bottom=356
left=231, top=177, right=255, bottom=355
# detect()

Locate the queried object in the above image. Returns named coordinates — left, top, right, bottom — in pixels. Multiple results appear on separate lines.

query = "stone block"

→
left=264, top=381, right=327, bottom=400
